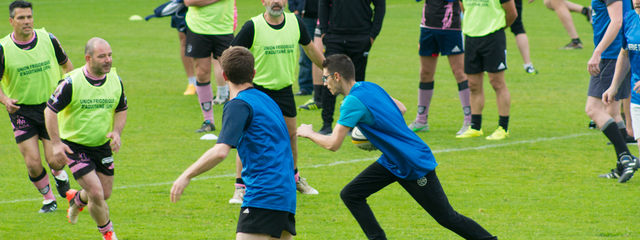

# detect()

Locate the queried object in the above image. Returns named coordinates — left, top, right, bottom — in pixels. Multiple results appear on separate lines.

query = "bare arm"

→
left=61, top=59, right=73, bottom=74
left=107, top=110, right=127, bottom=153
left=501, top=0, right=518, bottom=28
left=170, top=143, right=232, bottom=202
left=0, top=86, right=19, bottom=114
left=459, top=0, right=464, bottom=12
left=302, top=42, right=326, bottom=69
left=391, top=97, right=406, bottom=115
left=297, top=123, right=351, bottom=151
left=588, top=1, right=623, bottom=76
left=184, top=0, right=220, bottom=7
left=44, top=107, right=73, bottom=166
left=603, top=49, right=630, bottom=105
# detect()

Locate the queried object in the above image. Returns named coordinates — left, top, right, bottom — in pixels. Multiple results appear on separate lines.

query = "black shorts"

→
left=253, top=84, right=297, bottom=118
left=237, top=207, right=296, bottom=238
left=510, top=0, right=525, bottom=35
left=9, top=103, right=49, bottom=143
left=185, top=27, right=233, bottom=59
left=63, top=140, right=114, bottom=179
left=464, top=29, right=507, bottom=74
left=588, top=58, right=632, bottom=101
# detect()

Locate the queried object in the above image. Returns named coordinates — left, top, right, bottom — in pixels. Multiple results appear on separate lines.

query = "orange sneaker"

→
left=103, top=231, right=118, bottom=240
left=66, top=189, right=83, bottom=224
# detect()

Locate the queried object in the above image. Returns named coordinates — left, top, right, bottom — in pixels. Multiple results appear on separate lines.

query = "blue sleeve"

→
left=622, top=14, right=628, bottom=50
left=217, top=99, right=252, bottom=148
left=337, top=95, right=374, bottom=128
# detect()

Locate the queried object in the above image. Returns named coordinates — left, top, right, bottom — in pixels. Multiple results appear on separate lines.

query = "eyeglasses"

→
left=322, top=72, right=337, bottom=83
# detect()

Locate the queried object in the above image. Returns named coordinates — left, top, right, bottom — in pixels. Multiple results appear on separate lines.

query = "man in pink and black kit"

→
left=408, top=0, right=472, bottom=136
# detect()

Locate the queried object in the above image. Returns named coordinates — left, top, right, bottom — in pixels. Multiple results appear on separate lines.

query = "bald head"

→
left=85, top=37, right=109, bottom=56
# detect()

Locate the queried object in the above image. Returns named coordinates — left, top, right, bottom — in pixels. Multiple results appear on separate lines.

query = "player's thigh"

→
left=236, top=233, right=271, bottom=240
left=587, top=59, right=617, bottom=99
left=185, top=27, right=215, bottom=58
left=76, top=170, right=105, bottom=199
left=17, top=135, right=42, bottom=167
left=283, top=116, right=297, bottom=137
left=97, top=171, right=114, bottom=200
left=419, top=28, right=440, bottom=57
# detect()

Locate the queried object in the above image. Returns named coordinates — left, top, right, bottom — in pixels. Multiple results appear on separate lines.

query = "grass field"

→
left=1, top=0, right=639, bottom=239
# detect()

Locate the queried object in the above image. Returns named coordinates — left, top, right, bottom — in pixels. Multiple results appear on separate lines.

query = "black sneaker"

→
left=53, top=170, right=71, bottom=198
left=319, top=124, right=332, bottom=135
left=559, top=42, right=583, bottom=50
left=195, top=120, right=215, bottom=133
left=589, top=120, right=596, bottom=129
left=598, top=169, right=620, bottom=179
left=38, top=200, right=57, bottom=213
left=618, top=155, right=637, bottom=183
left=294, top=90, right=311, bottom=96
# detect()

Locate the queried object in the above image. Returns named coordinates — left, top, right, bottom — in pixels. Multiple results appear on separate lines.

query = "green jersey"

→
left=186, top=0, right=236, bottom=35
left=462, top=0, right=506, bottom=37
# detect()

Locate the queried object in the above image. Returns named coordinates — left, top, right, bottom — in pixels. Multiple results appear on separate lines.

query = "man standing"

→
left=408, top=0, right=472, bottom=136
left=184, top=0, right=236, bottom=132
left=228, top=0, right=325, bottom=202
left=0, top=0, right=73, bottom=213
left=171, top=46, right=297, bottom=240
left=532, top=0, right=591, bottom=49
left=298, top=54, right=497, bottom=240
left=456, top=0, right=517, bottom=140
left=510, top=0, right=538, bottom=74
left=45, top=38, right=127, bottom=240
left=317, top=0, right=385, bottom=135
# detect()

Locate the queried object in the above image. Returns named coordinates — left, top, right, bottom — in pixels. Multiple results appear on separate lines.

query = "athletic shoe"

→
left=294, top=90, right=311, bottom=96
left=228, top=187, right=245, bottom=204
left=408, top=121, right=429, bottom=132
left=53, top=170, right=71, bottom=198
left=195, top=120, right=215, bottom=133
left=296, top=177, right=319, bottom=194
left=456, top=128, right=483, bottom=138
left=66, top=189, right=83, bottom=224
left=599, top=169, right=620, bottom=179
left=588, top=120, right=596, bottom=129
left=456, top=122, right=472, bottom=135
left=38, top=200, right=57, bottom=213
left=103, top=231, right=117, bottom=240
left=525, top=66, right=538, bottom=75
left=213, top=95, right=228, bottom=105
left=486, top=126, right=509, bottom=140
left=618, top=155, right=637, bottom=183
left=298, top=99, right=322, bottom=110
left=626, top=136, right=637, bottom=144
left=319, top=124, right=332, bottom=136
left=183, top=84, right=196, bottom=95
left=559, top=42, right=583, bottom=50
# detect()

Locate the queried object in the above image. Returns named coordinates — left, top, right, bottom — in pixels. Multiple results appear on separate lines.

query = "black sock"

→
left=581, top=7, right=589, bottom=15
left=28, top=167, right=47, bottom=182
left=499, top=115, right=509, bottom=131
left=617, top=121, right=629, bottom=141
left=313, top=85, right=323, bottom=106
left=235, top=178, right=244, bottom=185
left=572, top=38, right=581, bottom=44
left=471, top=114, right=482, bottom=130
left=601, top=119, right=630, bottom=158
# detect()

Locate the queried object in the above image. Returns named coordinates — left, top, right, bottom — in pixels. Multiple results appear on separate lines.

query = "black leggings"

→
left=340, top=162, right=497, bottom=240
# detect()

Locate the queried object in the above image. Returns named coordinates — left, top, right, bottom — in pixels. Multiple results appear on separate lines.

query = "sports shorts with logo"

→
left=464, top=29, right=507, bottom=74
left=9, top=103, right=50, bottom=143
left=185, top=27, right=234, bottom=59
left=237, top=207, right=296, bottom=238
left=588, top=58, right=631, bottom=101
left=63, top=139, right=114, bottom=179
left=419, top=28, right=464, bottom=56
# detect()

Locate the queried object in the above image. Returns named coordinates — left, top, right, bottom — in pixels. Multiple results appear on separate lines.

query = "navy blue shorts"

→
left=171, top=15, right=187, bottom=33
left=419, top=28, right=464, bottom=57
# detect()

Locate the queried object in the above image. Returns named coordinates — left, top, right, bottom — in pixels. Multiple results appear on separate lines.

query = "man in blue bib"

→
left=297, top=54, right=497, bottom=240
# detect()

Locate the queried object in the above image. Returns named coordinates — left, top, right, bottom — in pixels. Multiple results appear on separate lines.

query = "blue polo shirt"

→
left=592, top=0, right=631, bottom=59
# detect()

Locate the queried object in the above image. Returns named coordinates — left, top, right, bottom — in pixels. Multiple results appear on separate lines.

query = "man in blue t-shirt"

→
left=171, top=46, right=297, bottom=240
left=603, top=4, right=640, bottom=184
left=585, top=0, right=637, bottom=183
left=297, top=54, right=497, bottom=240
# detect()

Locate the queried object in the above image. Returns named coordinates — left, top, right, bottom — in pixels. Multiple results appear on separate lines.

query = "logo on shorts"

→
left=201, top=102, right=212, bottom=111
left=363, top=51, right=369, bottom=57
left=187, top=44, right=193, bottom=53
left=417, top=106, right=426, bottom=115
left=451, top=46, right=461, bottom=53
left=16, top=116, right=28, bottom=129
left=243, top=208, right=250, bottom=214
left=79, top=153, right=90, bottom=162
left=102, top=156, right=114, bottom=165
left=497, top=63, right=506, bottom=70
left=417, top=176, right=428, bottom=187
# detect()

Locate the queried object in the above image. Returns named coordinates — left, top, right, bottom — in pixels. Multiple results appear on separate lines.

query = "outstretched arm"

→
left=298, top=123, right=351, bottom=151
left=171, top=143, right=232, bottom=203
left=302, top=42, right=326, bottom=69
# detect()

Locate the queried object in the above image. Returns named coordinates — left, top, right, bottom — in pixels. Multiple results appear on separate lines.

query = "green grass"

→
left=1, top=0, right=639, bottom=239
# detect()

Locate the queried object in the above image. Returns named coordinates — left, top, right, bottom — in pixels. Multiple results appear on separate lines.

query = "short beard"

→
left=266, top=5, right=284, bottom=17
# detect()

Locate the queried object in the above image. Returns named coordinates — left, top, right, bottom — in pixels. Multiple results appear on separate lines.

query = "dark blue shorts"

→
left=419, top=27, right=464, bottom=57
left=171, top=15, right=187, bottom=33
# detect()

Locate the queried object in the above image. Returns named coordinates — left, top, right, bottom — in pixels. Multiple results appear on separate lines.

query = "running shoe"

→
left=456, top=122, right=472, bottom=136
left=195, top=120, right=215, bottom=133
left=486, top=126, right=509, bottom=140
left=228, top=187, right=245, bottom=204
left=66, top=189, right=83, bottom=224
left=296, top=177, right=319, bottom=194
left=298, top=99, right=322, bottom=110
left=456, top=128, right=483, bottom=138
left=618, top=155, right=637, bottom=183
left=183, top=84, right=196, bottom=95
left=559, top=42, right=583, bottom=50
left=599, top=169, right=620, bottom=179
left=408, top=121, right=429, bottom=132
left=213, top=95, right=228, bottom=105
left=103, top=230, right=118, bottom=240
left=588, top=120, right=596, bottom=129
left=525, top=66, right=538, bottom=75
left=38, top=200, right=57, bottom=213
left=53, top=170, right=71, bottom=198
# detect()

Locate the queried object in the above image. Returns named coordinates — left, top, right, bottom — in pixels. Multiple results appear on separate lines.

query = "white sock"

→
left=218, top=85, right=229, bottom=98
left=523, top=63, right=533, bottom=70
left=188, top=76, right=197, bottom=85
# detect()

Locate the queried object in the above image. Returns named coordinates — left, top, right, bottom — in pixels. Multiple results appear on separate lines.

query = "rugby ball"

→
left=351, top=126, right=378, bottom=151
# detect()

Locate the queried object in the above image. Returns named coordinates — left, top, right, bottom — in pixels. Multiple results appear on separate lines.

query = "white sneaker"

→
left=228, top=187, right=245, bottom=204
left=456, top=122, right=472, bottom=135
left=296, top=177, right=319, bottom=194
left=213, top=95, right=228, bottom=105
left=408, top=121, right=429, bottom=132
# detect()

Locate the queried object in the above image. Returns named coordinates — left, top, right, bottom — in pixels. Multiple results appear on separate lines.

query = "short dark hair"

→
left=9, top=1, right=32, bottom=19
left=220, top=46, right=255, bottom=85
left=322, top=54, right=355, bottom=82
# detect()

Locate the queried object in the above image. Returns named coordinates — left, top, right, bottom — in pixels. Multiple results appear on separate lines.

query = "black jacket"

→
left=318, top=0, right=385, bottom=39
left=288, top=0, right=319, bottom=19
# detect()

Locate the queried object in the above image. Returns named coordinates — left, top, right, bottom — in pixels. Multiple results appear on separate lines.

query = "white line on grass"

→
left=0, top=132, right=598, bottom=204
